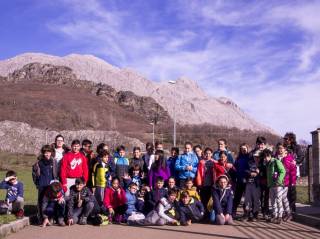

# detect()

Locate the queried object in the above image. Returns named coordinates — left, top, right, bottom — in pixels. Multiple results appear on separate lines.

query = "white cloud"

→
left=46, top=0, right=320, bottom=140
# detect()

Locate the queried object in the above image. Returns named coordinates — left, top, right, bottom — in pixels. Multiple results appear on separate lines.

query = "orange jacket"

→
left=195, top=159, right=216, bottom=187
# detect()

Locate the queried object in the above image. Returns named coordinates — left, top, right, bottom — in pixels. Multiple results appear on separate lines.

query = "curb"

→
left=293, top=213, right=320, bottom=229
left=0, top=217, right=30, bottom=239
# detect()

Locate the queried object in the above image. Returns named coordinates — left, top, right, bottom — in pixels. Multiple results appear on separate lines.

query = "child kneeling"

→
left=67, top=177, right=95, bottom=225
left=211, top=175, right=234, bottom=225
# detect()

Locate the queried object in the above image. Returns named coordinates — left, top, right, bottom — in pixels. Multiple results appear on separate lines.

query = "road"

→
left=7, top=219, right=320, bottom=239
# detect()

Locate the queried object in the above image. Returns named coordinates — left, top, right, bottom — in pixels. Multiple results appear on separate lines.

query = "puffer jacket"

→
left=175, top=152, right=198, bottom=180
left=279, top=154, right=297, bottom=187
left=125, top=190, right=137, bottom=215
left=212, top=186, right=233, bottom=215
left=179, top=198, right=204, bottom=225
left=266, top=158, right=286, bottom=188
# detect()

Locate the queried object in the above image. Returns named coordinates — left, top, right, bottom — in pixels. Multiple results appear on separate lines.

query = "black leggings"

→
left=287, top=185, right=297, bottom=213
left=233, top=181, right=246, bottom=214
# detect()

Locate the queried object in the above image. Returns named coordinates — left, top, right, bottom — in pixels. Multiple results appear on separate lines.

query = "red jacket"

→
left=214, top=162, right=228, bottom=180
left=103, top=187, right=127, bottom=209
left=60, top=151, right=88, bottom=187
left=195, top=159, right=216, bottom=186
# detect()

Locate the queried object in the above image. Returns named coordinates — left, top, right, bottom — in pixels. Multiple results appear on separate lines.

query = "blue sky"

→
left=1, top=0, right=320, bottom=141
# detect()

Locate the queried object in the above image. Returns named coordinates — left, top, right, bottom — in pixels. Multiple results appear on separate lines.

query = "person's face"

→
left=72, top=144, right=81, bottom=153
left=185, top=144, right=192, bottom=153
left=9, top=177, right=17, bottom=185
left=133, top=149, right=141, bottom=158
left=277, top=145, right=286, bottom=155
left=56, top=137, right=64, bottom=148
left=182, top=196, right=190, bottom=205
left=264, top=155, right=271, bottom=162
left=44, top=151, right=52, bottom=160
left=218, top=141, right=226, bottom=151
left=204, top=150, right=212, bottom=160
left=112, top=179, right=119, bottom=189
left=156, top=144, right=163, bottom=151
left=156, top=181, right=164, bottom=189
left=258, top=143, right=266, bottom=151
left=219, top=154, right=227, bottom=164
left=82, top=143, right=92, bottom=152
left=168, top=178, right=175, bottom=188
left=103, top=145, right=109, bottom=151
left=194, top=148, right=202, bottom=158
left=133, top=169, right=140, bottom=176
left=102, top=155, right=108, bottom=163
left=240, top=146, right=248, bottom=154
left=168, top=194, right=177, bottom=202
left=218, top=178, right=228, bottom=189
left=76, top=183, right=85, bottom=191
left=185, top=181, right=193, bottom=189
left=119, top=150, right=125, bottom=157
left=171, top=150, right=178, bottom=157
left=147, top=146, right=154, bottom=154
left=129, top=185, right=138, bottom=194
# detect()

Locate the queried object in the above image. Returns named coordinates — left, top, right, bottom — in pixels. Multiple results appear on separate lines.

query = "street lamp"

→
left=168, top=80, right=176, bottom=147
left=150, top=122, right=155, bottom=147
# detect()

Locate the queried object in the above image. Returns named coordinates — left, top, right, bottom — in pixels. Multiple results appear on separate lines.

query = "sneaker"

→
left=16, top=209, right=24, bottom=219
left=79, top=216, right=87, bottom=225
left=274, top=217, right=282, bottom=224
left=282, top=212, right=291, bottom=222
left=58, top=217, right=66, bottom=226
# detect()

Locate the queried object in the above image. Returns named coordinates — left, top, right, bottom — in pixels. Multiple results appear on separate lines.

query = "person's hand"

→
left=187, top=220, right=192, bottom=226
left=145, top=186, right=151, bottom=192
left=42, top=218, right=51, bottom=227
left=5, top=176, right=16, bottom=182
left=122, top=173, right=130, bottom=180
left=141, top=172, right=145, bottom=178
left=68, top=218, right=74, bottom=226
left=92, top=187, right=96, bottom=194
left=109, top=208, right=115, bottom=215
left=186, top=166, right=192, bottom=171
left=250, top=172, right=257, bottom=177
left=58, top=197, right=65, bottom=204
left=292, top=160, right=297, bottom=166
left=225, top=214, right=230, bottom=221
left=226, top=163, right=233, bottom=169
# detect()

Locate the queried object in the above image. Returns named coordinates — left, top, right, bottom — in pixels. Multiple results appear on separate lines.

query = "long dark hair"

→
left=152, top=150, right=167, bottom=170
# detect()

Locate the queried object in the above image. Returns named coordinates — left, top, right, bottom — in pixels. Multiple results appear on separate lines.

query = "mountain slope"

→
left=0, top=53, right=275, bottom=133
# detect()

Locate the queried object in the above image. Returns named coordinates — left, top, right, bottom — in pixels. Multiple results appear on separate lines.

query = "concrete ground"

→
left=7, top=219, right=320, bottom=239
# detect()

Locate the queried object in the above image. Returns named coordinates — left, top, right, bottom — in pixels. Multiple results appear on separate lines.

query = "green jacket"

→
left=266, top=158, right=285, bottom=187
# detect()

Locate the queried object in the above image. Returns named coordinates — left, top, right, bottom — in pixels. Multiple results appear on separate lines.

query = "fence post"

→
left=311, top=128, right=320, bottom=206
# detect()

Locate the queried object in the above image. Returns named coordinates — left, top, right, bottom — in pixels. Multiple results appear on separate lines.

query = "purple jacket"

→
left=148, top=166, right=170, bottom=188
left=281, top=154, right=297, bottom=186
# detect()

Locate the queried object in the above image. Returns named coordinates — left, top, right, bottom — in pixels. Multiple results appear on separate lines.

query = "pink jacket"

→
left=281, top=154, right=297, bottom=186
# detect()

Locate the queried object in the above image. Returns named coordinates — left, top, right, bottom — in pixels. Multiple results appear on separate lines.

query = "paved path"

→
left=7, top=220, right=320, bottom=239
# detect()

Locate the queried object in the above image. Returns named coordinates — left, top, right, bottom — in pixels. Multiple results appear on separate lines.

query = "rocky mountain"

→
left=0, top=53, right=274, bottom=133
left=0, top=121, right=144, bottom=154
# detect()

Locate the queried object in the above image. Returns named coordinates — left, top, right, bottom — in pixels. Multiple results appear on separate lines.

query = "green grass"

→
left=296, top=185, right=310, bottom=204
left=0, top=214, right=16, bottom=225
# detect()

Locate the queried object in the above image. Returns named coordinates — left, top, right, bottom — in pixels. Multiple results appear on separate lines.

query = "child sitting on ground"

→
left=103, top=177, right=127, bottom=223
left=144, top=189, right=180, bottom=226
left=125, top=182, right=145, bottom=224
left=0, top=170, right=24, bottom=218
left=41, top=180, right=66, bottom=227
left=145, top=176, right=168, bottom=213
left=211, top=175, right=234, bottom=225
left=166, top=177, right=179, bottom=191
left=67, top=177, right=95, bottom=225
left=179, top=191, right=204, bottom=226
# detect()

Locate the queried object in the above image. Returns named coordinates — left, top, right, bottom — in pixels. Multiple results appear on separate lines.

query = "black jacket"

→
left=67, top=185, right=94, bottom=219
left=179, top=198, right=204, bottom=225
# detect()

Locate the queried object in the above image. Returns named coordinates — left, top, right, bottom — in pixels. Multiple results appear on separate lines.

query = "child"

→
left=145, top=176, right=168, bottom=213
left=276, top=143, right=296, bottom=221
left=80, top=139, right=95, bottom=189
left=144, top=189, right=180, bottom=226
left=41, top=180, right=66, bottom=227
left=175, top=142, right=199, bottom=188
left=196, top=147, right=215, bottom=213
left=262, top=149, right=286, bottom=224
left=129, top=147, right=147, bottom=174
left=213, top=139, right=234, bottom=164
left=92, top=150, right=115, bottom=205
left=179, top=191, right=204, bottom=226
left=32, top=145, right=57, bottom=222
left=136, top=184, right=148, bottom=214
left=51, top=134, right=70, bottom=177
left=142, top=142, right=155, bottom=171
left=125, top=182, right=145, bottom=224
left=148, top=150, right=170, bottom=189
left=167, top=147, right=179, bottom=180
left=67, top=177, right=95, bottom=225
left=114, top=145, right=130, bottom=187
left=128, top=164, right=143, bottom=188
left=178, top=178, right=200, bottom=201
left=60, top=139, right=88, bottom=196
left=214, top=151, right=233, bottom=180
left=211, top=175, right=234, bottom=225
left=0, top=170, right=24, bottom=218
left=166, top=177, right=179, bottom=191
left=243, top=151, right=260, bottom=221
left=103, top=177, right=127, bottom=223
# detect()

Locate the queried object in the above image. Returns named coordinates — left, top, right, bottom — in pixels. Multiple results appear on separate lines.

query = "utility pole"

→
left=169, top=80, right=176, bottom=146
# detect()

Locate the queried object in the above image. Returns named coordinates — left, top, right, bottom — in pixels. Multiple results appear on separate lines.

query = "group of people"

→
left=0, top=132, right=304, bottom=228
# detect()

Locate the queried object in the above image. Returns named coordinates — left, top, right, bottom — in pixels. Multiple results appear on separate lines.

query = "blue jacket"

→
left=234, top=154, right=250, bottom=183
left=32, top=158, right=56, bottom=189
left=213, top=150, right=234, bottom=164
left=125, top=190, right=137, bottom=215
left=0, top=181, right=24, bottom=203
left=167, top=156, right=178, bottom=179
left=175, top=152, right=198, bottom=179
left=179, top=198, right=204, bottom=225
left=212, top=186, right=233, bottom=215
